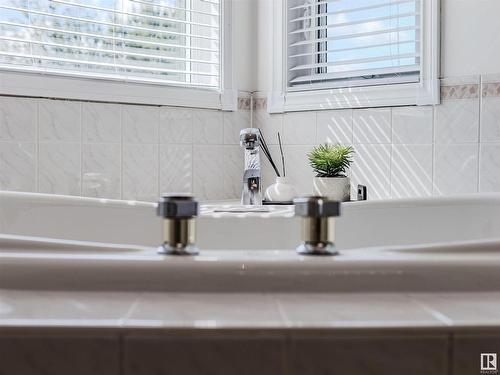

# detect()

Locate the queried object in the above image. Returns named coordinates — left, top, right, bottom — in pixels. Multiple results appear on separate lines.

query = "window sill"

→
left=0, top=70, right=236, bottom=110
left=268, top=80, right=440, bottom=113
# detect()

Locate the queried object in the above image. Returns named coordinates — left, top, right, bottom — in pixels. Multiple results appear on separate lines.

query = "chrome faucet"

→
left=240, top=128, right=262, bottom=205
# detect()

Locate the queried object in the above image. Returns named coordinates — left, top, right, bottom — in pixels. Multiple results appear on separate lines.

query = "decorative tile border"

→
left=482, top=82, right=500, bottom=97
left=440, top=84, right=479, bottom=100
left=240, top=83, right=495, bottom=107
left=237, top=97, right=267, bottom=110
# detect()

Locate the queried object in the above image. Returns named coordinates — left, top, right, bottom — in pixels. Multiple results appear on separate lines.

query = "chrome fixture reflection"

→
left=294, top=196, right=341, bottom=256
left=240, top=128, right=262, bottom=205
left=157, top=194, right=199, bottom=256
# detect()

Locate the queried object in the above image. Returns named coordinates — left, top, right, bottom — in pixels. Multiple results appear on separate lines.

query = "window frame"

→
left=0, top=0, right=236, bottom=110
left=268, top=0, right=440, bottom=113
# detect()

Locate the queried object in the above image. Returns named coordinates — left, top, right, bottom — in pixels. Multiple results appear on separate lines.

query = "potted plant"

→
left=308, top=144, right=355, bottom=202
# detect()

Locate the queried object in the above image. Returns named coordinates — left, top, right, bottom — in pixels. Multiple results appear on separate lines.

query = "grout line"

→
left=477, top=75, right=483, bottom=193
left=120, top=105, right=124, bottom=200
left=79, top=102, right=83, bottom=197
left=431, top=106, right=436, bottom=196
left=36, top=99, right=40, bottom=193
left=448, top=332, right=454, bottom=375
left=389, top=107, right=393, bottom=198
left=157, top=108, right=161, bottom=197
left=432, top=104, right=438, bottom=196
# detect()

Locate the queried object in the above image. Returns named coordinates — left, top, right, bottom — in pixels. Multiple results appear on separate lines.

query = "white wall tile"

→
left=159, top=107, right=193, bottom=144
left=352, top=144, right=391, bottom=199
left=392, top=107, right=433, bottom=144
left=480, top=96, right=500, bottom=142
left=193, top=145, right=224, bottom=200
left=193, top=109, right=224, bottom=144
left=353, top=108, right=391, bottom=144
left=433, top=144, right=478, bottom=195
left=82, top=143, right=121, bottom=199
left=223, top=145, right=244, bottom=199
left=39, top=100, right=81, bottom=142
left=82, top=103, right=121, bottom=143
left=479, top=143, right=500, bottom=192
left=434, top=99, right=479, bottom=143
left=122, top=144, right=159, bottom=201
left=0, top=142, right=36, bottom=192
left=283, top=112, right=316, bottom=145
left=39, top=142, right=81, bottom=195
left=160, top=144, right=192, bottom=195
left=0, top=97, right=37, bottom=142
left=391, top=145, right=433, bottom=198
left=253, top=111, right=283, bottom=145
left=316, top=109, right=353, bottom=145
left=122, top=105, right=159, bottom=143
left=282, top=145, right=314, bottom=196
left=223, top=111, right=250, bottom=145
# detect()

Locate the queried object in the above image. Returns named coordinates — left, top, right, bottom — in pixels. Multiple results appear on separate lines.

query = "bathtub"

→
left=1, top=191, right=500, bottom=250
left=1, top=191, right=500, bottom=293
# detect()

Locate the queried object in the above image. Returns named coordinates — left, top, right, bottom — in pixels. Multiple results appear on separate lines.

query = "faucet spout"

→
left=240, top=128, right=262, bottom=205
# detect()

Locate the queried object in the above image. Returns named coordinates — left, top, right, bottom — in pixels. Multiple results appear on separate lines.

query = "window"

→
left=268, top=0, right=439, bottom=112
left=0, top=0, right=232, bottom=108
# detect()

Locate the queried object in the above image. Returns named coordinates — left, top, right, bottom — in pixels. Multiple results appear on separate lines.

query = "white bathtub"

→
left=1, top=191, right=500, bottom=250
left=1, top=191, right=500, bottom=293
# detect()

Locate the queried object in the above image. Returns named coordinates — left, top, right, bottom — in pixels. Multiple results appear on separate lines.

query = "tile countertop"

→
left=1, top=290, right=500, bottom=333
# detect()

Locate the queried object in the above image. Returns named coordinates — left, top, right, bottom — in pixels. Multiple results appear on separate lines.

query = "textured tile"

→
left=223, top=145, right=244, bottom=199
left=122, top=143, right=159, bottom=201
left=413, top=293, right=500, bottom=326
left=288, top=334, right=448, bottom=375
left=0, top=290, right=139, bottom=325
left=282, top=145, right=313, bottom=196
left=82, top=143, right=121, bottom=199
left=433, top=144, right=478, bottom=195
left=392, top=106, right=433, bottom=144
left=82, top=102, right=121, bottom=143
left=353, top=108, right=391, bottom=144
left=193, top=145, right=224, bottom=200
left=316, top=109, right=353, bottom=145
left=39, top=142, right=81, bottom=195
left=453, top=334, right=500, bottom=375
left=159, top=107, right=193, bottom=144
left=391, top=145, right=433, bottom=198
left=0, top=96, right=37, bottom=141
left=253, top=111, right=283, bottom=145
left=193, top=109, right=224, bottom=144
left=223, top=110, right=250, bottom=145
left=481, top=96, right=500, bottom=142
left=124, top=334, right=286, bottom=375
left=351, top=144, right=391, bottom=199
left=282, top=112, right=316, bottom=145
left=0, top=335, right=119, bottom=375
left=0, top=142, right=36, bottom=192
left=122, top=105, right=159, bottom=143
left=480, top=143, right=500, bottom=192
left=39, top=99, right=81, bottom=142
left=434, top=99, right=479, bottom=143
left=124, top=293, right=284, bottom=328
left=276, top=293, right=441, bottom=328
left=159, top=144, right=192, bottom=194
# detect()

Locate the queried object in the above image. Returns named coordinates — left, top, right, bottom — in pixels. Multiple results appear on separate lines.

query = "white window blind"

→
left=287, top=0, right=420, bottom=90
left=0, top=0, right=221, bottom=89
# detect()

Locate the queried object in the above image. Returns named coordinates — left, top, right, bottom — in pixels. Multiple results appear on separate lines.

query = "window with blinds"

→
left=287, top=0, right=420, bottom=90
left=0, top=0, right=221, bottom=89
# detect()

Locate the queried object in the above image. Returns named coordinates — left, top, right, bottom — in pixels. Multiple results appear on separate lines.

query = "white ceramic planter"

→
left=313, top=176, right=351, bottom=201
left=265, top=177, right=298, bottom=202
